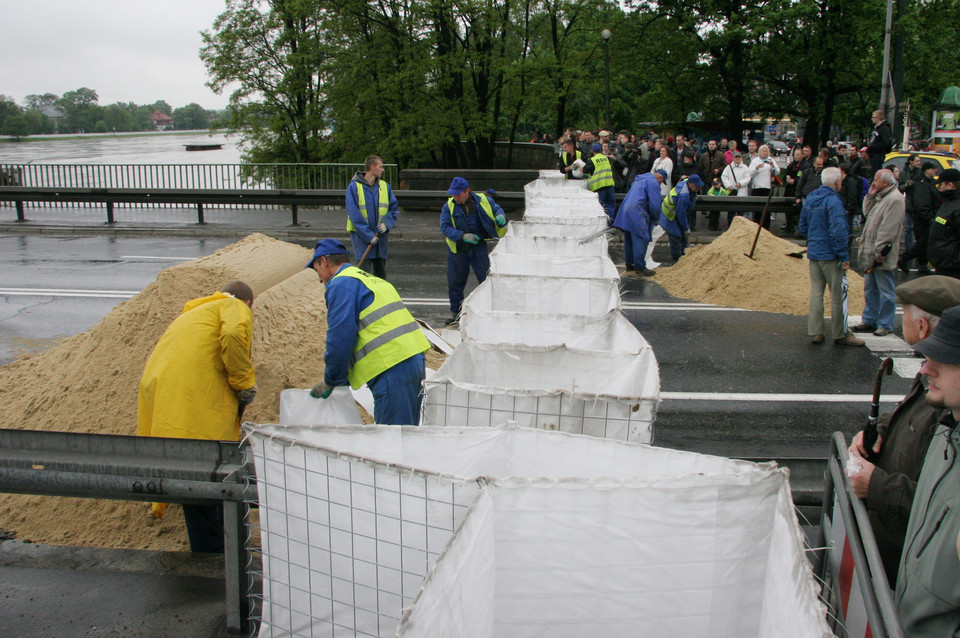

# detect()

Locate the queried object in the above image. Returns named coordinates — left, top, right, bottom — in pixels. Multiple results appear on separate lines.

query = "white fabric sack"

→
left=463, top=275, right=620, bottom=316
left=244, top=423, right=832, bottom=638
left=460, top=309, right=646, bottom=352
left=489, top=253, right=619, bottom=279
left=278, top=387, right=362, bottom=425
left=506, top=219, right=608, bottom=238
left=491, top=234, right=607, bottom=258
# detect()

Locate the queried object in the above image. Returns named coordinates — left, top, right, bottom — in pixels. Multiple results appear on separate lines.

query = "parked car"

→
left=768, top=140, right=790, bottom=156
left=883, top=150, right=960, bottom=179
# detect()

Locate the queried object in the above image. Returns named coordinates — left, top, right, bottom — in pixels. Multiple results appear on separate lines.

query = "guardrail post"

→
left=106, top=201, right=115, bottom=224
left=223, top=499, right=250, bottom=634
left=291, top=204, right=299, bottom=226
left=197, top=202, right=205, bottom=225
left=16, top=200, right=25, bottom=222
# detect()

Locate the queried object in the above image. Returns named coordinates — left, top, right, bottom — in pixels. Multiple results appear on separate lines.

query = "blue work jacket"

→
left=798, top=185, right=850, bottom=262
left=614, top=173, right=662, bottom=242
left=345, top=173, right=399, bottom=261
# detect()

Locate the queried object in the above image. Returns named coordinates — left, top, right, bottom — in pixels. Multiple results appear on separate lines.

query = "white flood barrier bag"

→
left=421, top=340, right=659, bottom=442
left=489, top=252, right=619, bottom=279
left=278, top=388, right=363, bottom=426
left=506, top=219, right=607, bottom=239
left=461, top=308, right=646, bottom=352
left=491, top=234, right=607, bottom=258
left=463, top=275, right=621, bottom=316
left=244, top=423, right=832, bottom=638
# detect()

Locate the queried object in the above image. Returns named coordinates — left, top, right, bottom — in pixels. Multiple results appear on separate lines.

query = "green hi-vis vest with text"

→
left=587, top=154, right=614, bottom=191
left=333, top=266, right=430, bottom=389
left=445, top=193, right=506, bottom=253
left=562, top=150, right=583, bottom=179
left=662, top=184, right=681, bottom=221
left=347, top=180, right=389, bottom=232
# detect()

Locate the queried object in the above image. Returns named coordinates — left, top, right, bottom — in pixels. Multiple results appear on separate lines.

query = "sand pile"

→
left=655, top=216, right=865, bottom=315
left=0, top=235, right=325, bottom=550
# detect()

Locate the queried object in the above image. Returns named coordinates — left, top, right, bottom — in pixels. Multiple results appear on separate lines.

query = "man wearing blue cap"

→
left=894, top=305, right=960, bottom=637
left=440, top=176, right=508, bottom=324
left=659, top=173, right=703, bottom=261
left=585, top=143, right=617, bottom=221
left=306, top=239, right=430, bottom=425
left=613, top=170, right=665, bottom=276
left=345, top=155, right=399, bottom=280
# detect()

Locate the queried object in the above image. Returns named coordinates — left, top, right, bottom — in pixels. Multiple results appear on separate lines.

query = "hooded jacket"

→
left=798, top=184, right=849, bottom=262
left=137, top=292, right=255, bottom=442
left=858, top=181, right=905, bottom=272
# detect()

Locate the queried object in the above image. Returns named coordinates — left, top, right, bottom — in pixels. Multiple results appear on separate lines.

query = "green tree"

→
left=57, top=87, right=100, bottom=133
left=173, top=103, right=211, bottom=130
left=23, top=109, right=54, bottom=135
left=23, top=93, right=59, bottom=110
left=2, top=114, right=30, bottom=139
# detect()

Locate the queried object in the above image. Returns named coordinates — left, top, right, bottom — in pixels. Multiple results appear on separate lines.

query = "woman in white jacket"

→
left=720, top=151, right=754, bottom=228
left=651, top=146, right=673, bottom=196
left=748, top=144, right=780, bottom=227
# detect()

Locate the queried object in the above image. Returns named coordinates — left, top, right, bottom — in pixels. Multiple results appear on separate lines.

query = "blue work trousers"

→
left=447, top=242, right=490, bottom=315
left=862, top=269, right=897, bottom=331
left=667, top=232, right=688, bottom=261
left=624, top=231, right=649, bottom=270
left=597, top=186, right=616, bottom=222
left=368, top=352, right=425, bottom=425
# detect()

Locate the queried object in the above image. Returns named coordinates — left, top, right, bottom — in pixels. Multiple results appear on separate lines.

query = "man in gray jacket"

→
left=851, top=169, right=904, bottom=336
left=895, top=306, right=960, bottom=637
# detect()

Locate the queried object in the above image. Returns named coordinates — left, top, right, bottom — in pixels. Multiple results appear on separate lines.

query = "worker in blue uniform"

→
left=439, top=176, right=508, bottom=324
left=307, top=239, right=430, bottom=425
left=614, top=171, right=665, bottom=276
left=660, top=173, right=703, bottom=261
left=345, top=155, right=400, bottom=279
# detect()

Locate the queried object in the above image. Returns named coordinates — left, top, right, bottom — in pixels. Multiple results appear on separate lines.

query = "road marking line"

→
left=660, top=392, right=903, bottom=403
left=0, top=288, right=137, bottom=299
left=119, top=255, right=195, bottom=261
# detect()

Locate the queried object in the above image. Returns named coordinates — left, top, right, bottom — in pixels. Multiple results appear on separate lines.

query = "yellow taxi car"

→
left=883, top=150, right=960, bottom=178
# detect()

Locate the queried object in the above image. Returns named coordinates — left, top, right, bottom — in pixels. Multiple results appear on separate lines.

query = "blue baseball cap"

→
left=686, top=174, right=704, bottom=188
left=447, top=176, right=470, bottom=195
left=655, top=169, right=668, bottom=180
left=306, top=238, right=348, bottom=268
left=592, top=143, right=602, bottom=152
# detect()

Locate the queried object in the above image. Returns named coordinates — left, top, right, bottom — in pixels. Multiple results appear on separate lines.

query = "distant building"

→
left=150, top=110, right=174, bottom=131
left=38, top=105, right=65, bottom=133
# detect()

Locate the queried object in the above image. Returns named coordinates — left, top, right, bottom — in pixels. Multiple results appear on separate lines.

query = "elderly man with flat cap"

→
left=894, top=304, right=960, bottom=637
left=439, top=176, right=508, bottom=325
left=307, top=239, right=430, bottom=425
left=849, top=276, right=960, bottom=584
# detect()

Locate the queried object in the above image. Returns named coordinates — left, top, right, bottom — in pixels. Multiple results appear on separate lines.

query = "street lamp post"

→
left=602, top=29, right=611, bottom=131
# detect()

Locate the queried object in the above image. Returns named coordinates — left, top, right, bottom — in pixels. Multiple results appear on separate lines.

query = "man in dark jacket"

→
left=838, top=163, right=862, bottom=234
left=795, top=155, right=824, bottom=205
left=900, top=161, right=941, bottom=273
left=848, top=276, right=960, bottom=584
left=697, top=139, right=726, bottom=183
left=867, top=109, right=893, bottom=176
left=928, top=168, right=960, bottom=278
left=798, top=166, right=863, bottom=346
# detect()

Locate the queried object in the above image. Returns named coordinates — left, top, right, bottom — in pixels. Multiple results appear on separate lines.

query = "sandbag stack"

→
left=422, top=175, right=661, bottom=443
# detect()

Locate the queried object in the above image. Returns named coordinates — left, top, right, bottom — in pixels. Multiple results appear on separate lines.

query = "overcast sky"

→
left=1, top=1, right=230, bottom=110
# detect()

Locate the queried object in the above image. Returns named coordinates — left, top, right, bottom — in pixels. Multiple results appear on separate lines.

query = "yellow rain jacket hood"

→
left=137, top=292, right=255, bottom=443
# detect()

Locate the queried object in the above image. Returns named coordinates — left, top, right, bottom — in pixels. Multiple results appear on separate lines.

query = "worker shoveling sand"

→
left=654, top=216, right=866, bottom=316
left=0, top=233, right=446, bottom=551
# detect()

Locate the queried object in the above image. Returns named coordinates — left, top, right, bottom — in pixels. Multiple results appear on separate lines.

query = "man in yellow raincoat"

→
left=137, top=280, right=257, bottom=552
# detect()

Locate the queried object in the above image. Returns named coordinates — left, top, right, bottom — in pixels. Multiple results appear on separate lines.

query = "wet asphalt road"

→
left=0, top=230, right=920, bottom=637
left=0, top=232, right=916, bottom=455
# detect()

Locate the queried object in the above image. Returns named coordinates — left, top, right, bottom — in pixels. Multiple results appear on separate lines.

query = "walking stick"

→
left=863, top=358, right=894, bottom=461
left=744, top=187, right=776, bottom=260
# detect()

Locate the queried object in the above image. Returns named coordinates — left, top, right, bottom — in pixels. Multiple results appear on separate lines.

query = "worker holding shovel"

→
left=346, top=155, right=399, bottom=280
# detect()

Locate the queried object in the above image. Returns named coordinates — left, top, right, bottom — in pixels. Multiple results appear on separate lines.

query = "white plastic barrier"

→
left=489, top=252, right=619, bottom=279
left=463, top=275, right=620, bottom=316
left=505, top=219, right=608, bottom=238
left=460, top=309, right=645, bottom=352
left=421, top=341, right=659, bottom=442
left=491, top=234, right=607, bottom=257
left=245, top=423, right=832, bottom=638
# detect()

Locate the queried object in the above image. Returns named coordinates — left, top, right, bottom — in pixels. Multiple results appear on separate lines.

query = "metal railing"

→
left=814, top=432, right=903, bottom=637
left=0, top=163, right=398, bottom=204
left=0, top=428, right=257, bottom=634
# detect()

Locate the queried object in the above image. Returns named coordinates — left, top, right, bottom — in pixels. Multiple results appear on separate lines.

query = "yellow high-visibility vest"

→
left=587, top=154, right=614, bottom=191
left=332, top=266, right=429, bottom=389
left=347, top=180, right=390, bottom=232
left=444, top=193, right=506, bottom=253
left=562, top=150, right=583, bottom=179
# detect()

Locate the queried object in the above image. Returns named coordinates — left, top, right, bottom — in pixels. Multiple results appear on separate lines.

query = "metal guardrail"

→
left=0, top=428, right=256, bottom=634
left=696, top=194, right=797, bottom=214
left=0, top=163, right=398, bottom=192
left=815, top=432, right=903, bottom=637
left=0, top=186, right=528, bottom=224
